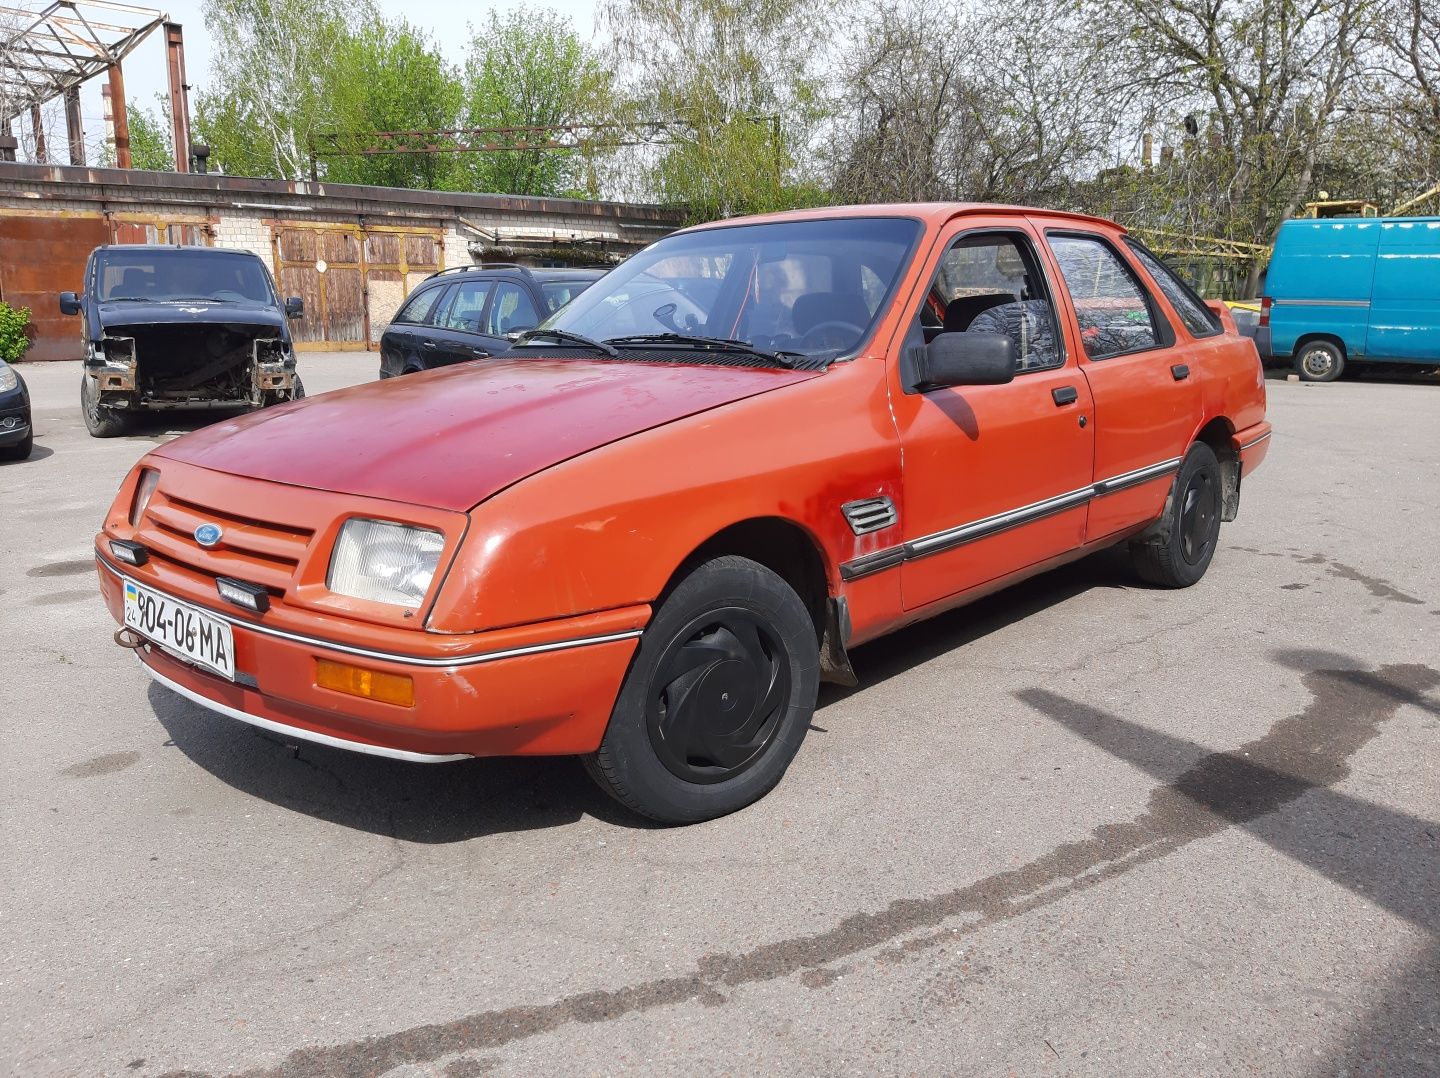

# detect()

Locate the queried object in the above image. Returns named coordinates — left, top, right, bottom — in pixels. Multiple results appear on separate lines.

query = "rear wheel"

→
left=81, top=374, right=127, bottom=438
left=1295, top=340, right=1344, bottom=382
left=584, top=555, right=820, bottom=824
left=1129, top=442, right=1223, bottom=588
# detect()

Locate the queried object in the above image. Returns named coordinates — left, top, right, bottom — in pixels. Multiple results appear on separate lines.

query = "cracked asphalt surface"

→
left=2, top=357, right=1437, bottom=1077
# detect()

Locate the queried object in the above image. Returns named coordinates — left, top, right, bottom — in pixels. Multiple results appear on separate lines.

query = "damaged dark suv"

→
left=60, top=246, right=305, bottom=438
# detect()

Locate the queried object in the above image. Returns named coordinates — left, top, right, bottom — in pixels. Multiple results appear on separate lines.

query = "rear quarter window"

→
left=1127, top=242, right=1222, bottom=338
left=394, top=285, right=445, bottom=325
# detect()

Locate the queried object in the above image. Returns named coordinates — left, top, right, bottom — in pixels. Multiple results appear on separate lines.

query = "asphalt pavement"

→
left=2, top=355, right=1437, bottom=1077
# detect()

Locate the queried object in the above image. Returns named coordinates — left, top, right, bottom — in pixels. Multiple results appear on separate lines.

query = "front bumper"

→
left=98, top=553, right=646, bottom=760
left=0, top=399, right=29, bottom=445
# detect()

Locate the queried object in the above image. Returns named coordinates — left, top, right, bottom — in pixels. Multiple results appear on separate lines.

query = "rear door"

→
left=381, top=283, right=449, bottom=375
left=1365, top=219, right=1440, bottom=362
left=426, top=278, right=496, bottom=367
left=890, top=218, right=1096, bottom=611
left=1040, top=227, right=1202, bottom=543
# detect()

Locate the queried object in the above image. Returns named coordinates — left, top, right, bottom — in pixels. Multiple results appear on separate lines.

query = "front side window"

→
left=917, top=232, right=1063, bottom=372
left=393, top=285, right=445, bottom=326
left=485, top=282, right=540, bottom=336
left=537, top=217, right=921, bottom=364
left=441, top=280, right=491, bottom=333
left=1127, top=242, right=1222, bottom=338
left=1049, top=234, right=1160, bottom=359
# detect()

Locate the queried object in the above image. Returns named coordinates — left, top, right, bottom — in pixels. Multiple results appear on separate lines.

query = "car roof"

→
left=679, top=202, right=1122, bottom=234
left=93, top=244, right=262, bottom=257
left=420, top=264, right=609, bottom=286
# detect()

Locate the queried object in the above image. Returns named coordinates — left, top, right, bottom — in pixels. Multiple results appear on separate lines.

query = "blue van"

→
left=1258, top=217, right=1440, bottom=380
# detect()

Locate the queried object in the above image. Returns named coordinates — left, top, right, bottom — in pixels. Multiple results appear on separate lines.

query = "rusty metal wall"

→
left=0, top=213, right=109, bottom=362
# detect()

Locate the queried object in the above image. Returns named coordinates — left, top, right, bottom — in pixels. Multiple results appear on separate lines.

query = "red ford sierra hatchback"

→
left=98, top=204, right=1270, bottom=823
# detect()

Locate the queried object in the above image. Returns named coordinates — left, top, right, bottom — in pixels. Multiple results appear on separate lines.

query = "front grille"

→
left=842, top=496, right=898, bottom=535
left=136, top=492, right=314, bottom=595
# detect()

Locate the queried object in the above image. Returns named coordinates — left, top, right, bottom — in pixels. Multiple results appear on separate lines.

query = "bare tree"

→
left=1087, top=0, right=1383, bottom=257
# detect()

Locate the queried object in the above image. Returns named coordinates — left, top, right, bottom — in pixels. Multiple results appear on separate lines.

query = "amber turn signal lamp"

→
left=314, top=660, right=415, bottom=708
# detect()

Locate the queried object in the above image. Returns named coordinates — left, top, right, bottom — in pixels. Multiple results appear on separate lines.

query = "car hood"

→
left=95, top=301, right=285, bottom=332
left=153, top=357, right=820, bottom=511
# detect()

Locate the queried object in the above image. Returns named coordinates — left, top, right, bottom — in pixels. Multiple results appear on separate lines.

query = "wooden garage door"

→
left=0, top=213, right=109, bottom=362
left=272, top=224, right=443, bottom=351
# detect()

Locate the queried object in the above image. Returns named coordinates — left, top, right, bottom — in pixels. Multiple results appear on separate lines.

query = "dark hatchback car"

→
left=378, top=264, right=606, bottom=377
left=0, top=361, right=32, bottom=461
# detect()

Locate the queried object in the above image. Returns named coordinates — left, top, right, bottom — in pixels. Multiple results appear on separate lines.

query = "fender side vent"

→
left=842, top=496, right=898, bottom=535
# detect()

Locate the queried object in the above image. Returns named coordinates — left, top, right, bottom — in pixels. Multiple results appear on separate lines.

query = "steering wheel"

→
left=798, top=320, right=865, bottom=351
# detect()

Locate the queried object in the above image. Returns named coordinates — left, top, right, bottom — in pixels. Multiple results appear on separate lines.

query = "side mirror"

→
left=285, top=296, right=304, bottom=319
left=919, top=332, right=1016, bottom=389
left=59, top=291, right=81, bottom=316
left=505, top=325, right=537, bottom=341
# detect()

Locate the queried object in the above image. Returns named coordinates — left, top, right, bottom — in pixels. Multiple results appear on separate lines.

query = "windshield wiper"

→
left=604, top=333, right=798, bottom=368
left=514, top=328, right=618, bottom=356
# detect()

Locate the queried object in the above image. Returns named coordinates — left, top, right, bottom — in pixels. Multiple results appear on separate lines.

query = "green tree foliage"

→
left=457, top=9, right=610, bottom=198
left=126, top=99, right=174, bottom=172
left=324, top=18, right=463, bottom=190
left=194, top=0, right=370, bottom=179
left=602, top=0, right=828, bottom=220
left=0, top=301, right=32, bottom=363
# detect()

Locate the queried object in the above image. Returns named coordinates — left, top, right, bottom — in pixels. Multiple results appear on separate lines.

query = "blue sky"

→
left=50, top=0, right=601, bottom=165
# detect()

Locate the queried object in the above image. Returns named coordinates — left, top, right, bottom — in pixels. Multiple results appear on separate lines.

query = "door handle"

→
left=1171, top=364, right=1190, bottom=380
left=1052, top=386, right=1079, bottom=406
left=422, top=340, right=436, bottom=349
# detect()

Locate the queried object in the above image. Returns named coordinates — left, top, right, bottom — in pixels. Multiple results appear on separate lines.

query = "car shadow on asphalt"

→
left=148, top=544, right=1141, bottom=842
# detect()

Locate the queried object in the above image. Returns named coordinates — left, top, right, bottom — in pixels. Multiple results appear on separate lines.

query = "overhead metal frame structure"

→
left=0, top=0, right=179, bottom=169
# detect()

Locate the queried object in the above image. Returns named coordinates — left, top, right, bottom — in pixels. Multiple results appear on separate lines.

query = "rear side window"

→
left=1048, top=234, right=1160, bottom=359
left=393, top=285, right=445, bottom=325
left=442, top=280, right=492, bottom=332
left=1127, top=242, right=1222, bottom=338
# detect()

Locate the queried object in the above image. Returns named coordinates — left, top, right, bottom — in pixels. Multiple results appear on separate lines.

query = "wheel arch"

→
left=1293, top=332, right=1348, bottom=359
left=662, top=516, right=858, bottom=687
left=1193, top=416, right=1241, bottom=522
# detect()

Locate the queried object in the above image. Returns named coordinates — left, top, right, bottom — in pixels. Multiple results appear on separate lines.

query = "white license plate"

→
left=123, top=578, right=236, bottom=681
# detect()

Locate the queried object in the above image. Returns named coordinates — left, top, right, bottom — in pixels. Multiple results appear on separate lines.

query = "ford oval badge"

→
left=194, top=523, right=223, bottom=547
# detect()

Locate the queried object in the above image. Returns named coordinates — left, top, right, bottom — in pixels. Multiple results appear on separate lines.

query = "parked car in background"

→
left=1257, top=216, right=1440, bottom=380
left=378, top=263, right=607, bottom=377
left=97, top=204, right=1269, bottom=824
left=0, top=361, right=32, bottom=461
left=60, top=245, right=305, bottom=438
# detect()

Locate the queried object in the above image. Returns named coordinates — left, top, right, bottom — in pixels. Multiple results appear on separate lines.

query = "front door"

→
left=891, top=221, right=1096, bottom=611
left=1040, top=230, right=1202, bottom=542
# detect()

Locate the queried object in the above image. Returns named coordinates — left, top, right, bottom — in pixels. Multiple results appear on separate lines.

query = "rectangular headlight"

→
left=130, top=468, right=160, bottom=526
left=327, top=519, right=445, bottom=609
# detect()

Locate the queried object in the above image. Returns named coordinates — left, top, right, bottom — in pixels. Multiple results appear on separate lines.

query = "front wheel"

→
left=1129, top=442, right=1223, bottom=588
left=1295, top=340, right=1344, bottom=382
left=81, top=374, right=127, bottom=438
left=584, top=555, right=820, bottom=824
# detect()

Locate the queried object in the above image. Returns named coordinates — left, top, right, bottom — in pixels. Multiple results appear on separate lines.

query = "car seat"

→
left=967, top=300, right=1058, bottom=370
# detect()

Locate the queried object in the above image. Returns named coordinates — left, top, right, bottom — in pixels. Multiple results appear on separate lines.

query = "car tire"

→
left=584, top=555, right=820, bottom=824
left=1129, top=442, right=1223, bottom=588
left=0, top=429, right=32, bottom=461
left=291, top=375, right=306, bottom=400
left=1295, top=340, right=1344, bottom=382
left=81, top=374, right=127, bottom=438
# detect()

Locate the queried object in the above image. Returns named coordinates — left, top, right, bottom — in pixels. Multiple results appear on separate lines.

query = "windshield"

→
left=535, top=217, right=920, bottom=363
left=94, top=250, right=277, bottom=305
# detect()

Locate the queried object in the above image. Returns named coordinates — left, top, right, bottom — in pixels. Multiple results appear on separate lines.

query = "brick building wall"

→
left=0, top=164, right=680, bottom=360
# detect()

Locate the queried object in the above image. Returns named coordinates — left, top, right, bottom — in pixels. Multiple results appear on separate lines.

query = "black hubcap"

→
left=646, top=607, right=791, bottom=784
left=1179, top=471, right=1217, bottom=564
